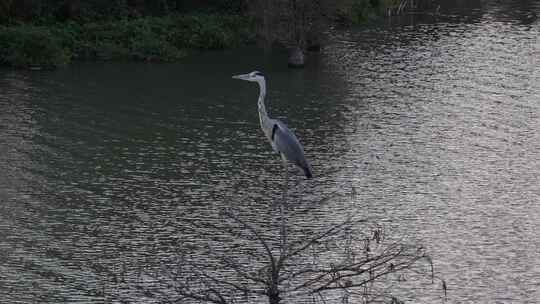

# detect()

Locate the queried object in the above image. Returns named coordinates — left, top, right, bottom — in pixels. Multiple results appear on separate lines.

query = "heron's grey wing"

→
left=272, top=120, right=312, bottom=177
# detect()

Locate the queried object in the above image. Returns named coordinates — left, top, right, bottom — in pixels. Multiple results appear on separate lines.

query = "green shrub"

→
left=337, top=0, right=402, bottom=24
left=128, top=29, right=187, bottom=61
left=167, top=14, right=252, bottom=50
left=0, top=25, right=70, bottom=68
left=0, top=13, right=253, bottom=68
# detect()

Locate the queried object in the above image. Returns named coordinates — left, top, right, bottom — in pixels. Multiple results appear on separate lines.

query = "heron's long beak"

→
left=232, top=73, right=250, bottom=81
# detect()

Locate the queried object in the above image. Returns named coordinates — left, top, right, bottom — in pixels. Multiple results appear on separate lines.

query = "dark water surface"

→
left=1, top=1, right=539, bottom=303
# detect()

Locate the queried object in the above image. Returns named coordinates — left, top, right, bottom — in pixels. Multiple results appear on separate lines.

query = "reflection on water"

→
left=1, top=0, right=540, bottom=303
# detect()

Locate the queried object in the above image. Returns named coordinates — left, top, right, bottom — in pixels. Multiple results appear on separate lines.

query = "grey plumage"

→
left=272, top=120, right=312, bottom=178
left=232, top=71, right=313, bottom=179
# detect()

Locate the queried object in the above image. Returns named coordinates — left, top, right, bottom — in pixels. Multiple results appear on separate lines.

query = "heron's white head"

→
left=232, top=71, right=265, bottom=82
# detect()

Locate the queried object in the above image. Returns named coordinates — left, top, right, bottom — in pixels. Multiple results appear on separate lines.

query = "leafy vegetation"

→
left=0, top=13, right=253, bottom=68
left=336, top=0, right=403, bottom=24
left=0, top=0, right=427, bottom=68
left=0, top=0, right=246, bottom=24
left=0, top=25, right=70, bottom=68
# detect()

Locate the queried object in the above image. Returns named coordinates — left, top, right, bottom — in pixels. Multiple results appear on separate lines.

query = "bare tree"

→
left=135, top=187, right=446, bottom=304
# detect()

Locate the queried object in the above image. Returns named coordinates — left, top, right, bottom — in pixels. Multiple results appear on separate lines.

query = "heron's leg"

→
left=280, top=154, right=288, bottom=252
left=281, top=155, right=288, bottom=206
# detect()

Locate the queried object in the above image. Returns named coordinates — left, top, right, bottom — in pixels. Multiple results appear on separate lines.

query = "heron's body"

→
left=233, top=71, right=313, bottom=179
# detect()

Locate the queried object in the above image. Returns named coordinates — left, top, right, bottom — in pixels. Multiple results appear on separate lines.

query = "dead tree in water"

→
left=138, top=189, right=446, bottom=304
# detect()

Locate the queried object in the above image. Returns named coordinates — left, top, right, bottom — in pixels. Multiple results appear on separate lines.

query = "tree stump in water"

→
left=288, top=46, right=305, bottom=68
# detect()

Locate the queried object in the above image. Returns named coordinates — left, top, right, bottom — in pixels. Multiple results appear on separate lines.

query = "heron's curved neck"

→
left=257, top=78, right=269, bottom=120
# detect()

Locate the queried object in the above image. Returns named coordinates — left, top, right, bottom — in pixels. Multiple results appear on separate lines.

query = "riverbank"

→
left=0, top=13, right=254, bottom=69
left=0, top=0, right=422, bottom=69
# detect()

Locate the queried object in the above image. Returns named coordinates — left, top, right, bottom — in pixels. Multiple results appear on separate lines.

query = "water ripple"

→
left=1, top=1, right=540, bottom=303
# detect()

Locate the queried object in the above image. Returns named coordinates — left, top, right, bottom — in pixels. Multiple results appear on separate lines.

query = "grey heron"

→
left=232, top=71, right=313, bottom=179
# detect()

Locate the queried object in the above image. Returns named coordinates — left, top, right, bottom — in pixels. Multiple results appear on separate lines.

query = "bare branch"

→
left=220, top=209, right=278, bottom=273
